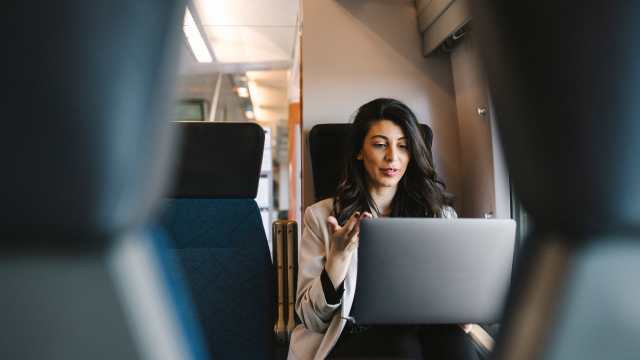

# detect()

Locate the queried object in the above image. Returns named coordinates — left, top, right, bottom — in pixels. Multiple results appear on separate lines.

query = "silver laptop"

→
left=354, top=218, right=516, bottom=325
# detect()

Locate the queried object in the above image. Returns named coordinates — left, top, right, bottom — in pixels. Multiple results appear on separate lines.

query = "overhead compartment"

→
left=416, top=0, right=471, bottom=56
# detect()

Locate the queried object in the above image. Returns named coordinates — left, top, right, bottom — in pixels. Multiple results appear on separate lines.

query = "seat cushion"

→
left=152, top=198, right=275, bottom=360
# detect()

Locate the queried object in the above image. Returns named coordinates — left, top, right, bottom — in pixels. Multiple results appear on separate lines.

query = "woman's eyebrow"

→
left=370, top=135, right=407, bottom=140
left=370, top=135, right=388, bottom=140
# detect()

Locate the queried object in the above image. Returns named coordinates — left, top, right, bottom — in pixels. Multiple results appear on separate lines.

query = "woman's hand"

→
left=327, top=212, right=371, bottom=256
left=324, top=211, right=372, bottom=290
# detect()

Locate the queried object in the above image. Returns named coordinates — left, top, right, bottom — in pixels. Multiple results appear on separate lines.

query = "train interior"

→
left=2, top=0, right=639, bottom=359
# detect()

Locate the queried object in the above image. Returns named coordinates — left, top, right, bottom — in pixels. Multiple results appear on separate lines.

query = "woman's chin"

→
left=375, top=178, right=400, bottom=188
left=366, top=174, right=402, bottom=190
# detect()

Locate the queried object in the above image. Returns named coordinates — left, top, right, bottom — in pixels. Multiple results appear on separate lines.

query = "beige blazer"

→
left=287, top=199, right=457, bottom=360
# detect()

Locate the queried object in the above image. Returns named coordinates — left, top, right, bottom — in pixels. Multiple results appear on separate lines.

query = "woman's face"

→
left=359, top=120, right=410, bottom=191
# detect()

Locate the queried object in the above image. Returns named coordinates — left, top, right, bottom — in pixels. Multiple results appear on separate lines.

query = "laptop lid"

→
left=354, top=218, right=516, bottom=325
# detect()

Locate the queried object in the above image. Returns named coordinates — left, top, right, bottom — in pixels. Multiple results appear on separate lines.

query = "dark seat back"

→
left=0, top=1, right=207, bottom=359
left=152, top=122, right=275, bottom=360
left=307, top=123, right=433, bottom=203
left=474, top=2, right=640, bottom=359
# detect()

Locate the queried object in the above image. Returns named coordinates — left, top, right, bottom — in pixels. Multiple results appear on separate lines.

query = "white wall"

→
left=302, top=0, right=464, bottom=213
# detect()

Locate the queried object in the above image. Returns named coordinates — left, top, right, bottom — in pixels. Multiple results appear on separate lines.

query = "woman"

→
left=288, top=98, right=478, bottom=360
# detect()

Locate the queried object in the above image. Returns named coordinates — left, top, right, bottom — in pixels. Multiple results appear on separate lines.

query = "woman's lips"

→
left=381, top=168, right=399, bottom=176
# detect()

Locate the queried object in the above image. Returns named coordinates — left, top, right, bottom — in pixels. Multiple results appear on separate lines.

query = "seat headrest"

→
left=171, top=122, right=265, bottom=199
left=307, top=123, right=433, bottom=203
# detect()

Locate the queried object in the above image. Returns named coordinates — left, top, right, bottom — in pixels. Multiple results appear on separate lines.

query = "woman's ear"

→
left=356, top=151, right=363, bottom=161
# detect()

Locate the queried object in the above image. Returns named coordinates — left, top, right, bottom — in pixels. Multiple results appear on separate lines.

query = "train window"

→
left=174, top=101, right=206, bottom=121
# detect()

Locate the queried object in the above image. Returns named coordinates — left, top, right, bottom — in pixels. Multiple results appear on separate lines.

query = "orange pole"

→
left=298, top=32, right=304, bottom=223
left=289, top=31, right=303, bottom=222
left=288, top=102, right=300, bottom=221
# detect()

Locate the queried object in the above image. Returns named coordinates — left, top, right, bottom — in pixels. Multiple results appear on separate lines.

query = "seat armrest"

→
left=273, top=220, right=299, bottom=346
left=273, top=222, right=287, bottom=345
left=285, top=221, right=299, bottom=342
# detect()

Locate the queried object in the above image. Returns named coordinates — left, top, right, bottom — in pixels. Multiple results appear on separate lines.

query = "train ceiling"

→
left=180, top=0, right=301, bottom=75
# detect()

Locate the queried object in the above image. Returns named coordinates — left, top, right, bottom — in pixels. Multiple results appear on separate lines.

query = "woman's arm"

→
left=295, top=207, right=370, bottom=333
left=295, top=206, right=340, bottom=333
left=325, top=211, right=370, bottom=290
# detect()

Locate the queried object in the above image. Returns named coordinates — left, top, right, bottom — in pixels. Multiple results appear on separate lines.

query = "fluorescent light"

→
left=183, top=25, right=200, bottom=38
left=184, top=7, right=196, bottom=25
left=187, top=37, right=213, bottom=63
left=237, top=87, right=249, bottom=98
left=183, top=7, right=212, bottom=63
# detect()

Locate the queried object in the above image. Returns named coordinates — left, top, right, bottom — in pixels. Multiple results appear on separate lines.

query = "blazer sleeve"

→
left=295, top=205, right=342, bottom=333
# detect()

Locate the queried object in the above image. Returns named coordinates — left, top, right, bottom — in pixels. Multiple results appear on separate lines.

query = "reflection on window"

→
left=510, top=183, right=534, bottom=267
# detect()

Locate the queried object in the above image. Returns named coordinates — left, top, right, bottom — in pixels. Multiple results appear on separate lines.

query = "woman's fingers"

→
left=327, top=216, right=341, bottom=234
left=340, top=212, right=360, bottom=234
left=329, top=212, right=375, bottom=249
left=345, top=212, right=372, bottom=241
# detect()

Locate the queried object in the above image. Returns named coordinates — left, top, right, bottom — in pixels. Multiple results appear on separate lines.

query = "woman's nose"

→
left=385, top=147, right=398, bottom=161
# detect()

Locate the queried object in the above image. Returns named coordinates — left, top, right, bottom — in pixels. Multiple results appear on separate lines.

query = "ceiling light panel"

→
left=187, top=37, right=213, bottom=63
left=183, top=7, right=213, bottom=63
left=204, top=27, right=295, bottom=63
left=194, top=0, right=299, bottom=26
left=184, top=7, right=196, bottom=25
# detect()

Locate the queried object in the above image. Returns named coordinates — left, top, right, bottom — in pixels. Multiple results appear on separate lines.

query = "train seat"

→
left=151, top=122, right=275, bottom=360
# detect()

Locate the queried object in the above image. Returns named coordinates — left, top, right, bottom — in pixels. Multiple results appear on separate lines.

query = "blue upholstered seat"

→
left=152, top=198, right=275, bottom=359
left=149, top=122, right=274, bottom=359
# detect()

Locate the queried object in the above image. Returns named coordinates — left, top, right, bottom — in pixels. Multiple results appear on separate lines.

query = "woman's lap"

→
left=326, top=325, right=479, bottom=360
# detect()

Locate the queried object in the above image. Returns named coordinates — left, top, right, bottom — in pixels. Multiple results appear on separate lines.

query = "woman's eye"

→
left=374, top=143, right=386, bottom=148
left=399, top=144, right=408, bottom=150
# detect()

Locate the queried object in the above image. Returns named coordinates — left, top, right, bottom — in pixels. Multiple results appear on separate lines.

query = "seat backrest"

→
left=307, top=123, right=433, bottom=203
left=0, top=2, right=207, bottom=359
left=152, top=122, right=275, bottom=360
left=473, top=2, right=640, bottom=360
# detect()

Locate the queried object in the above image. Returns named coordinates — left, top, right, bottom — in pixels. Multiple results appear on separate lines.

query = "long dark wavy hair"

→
left=332, top=98, right=455, bottom=225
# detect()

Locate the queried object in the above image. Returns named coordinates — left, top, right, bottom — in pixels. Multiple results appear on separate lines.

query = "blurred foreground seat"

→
left=0, top=1, right=206, bottom=359
left=472, top=1, right=640, bottom=359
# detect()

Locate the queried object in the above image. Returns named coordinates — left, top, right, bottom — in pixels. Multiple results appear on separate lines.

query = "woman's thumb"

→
left=327, top=216, right=340, bottom=233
